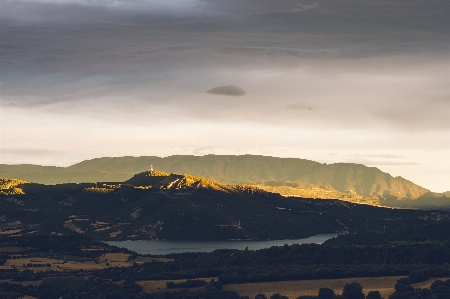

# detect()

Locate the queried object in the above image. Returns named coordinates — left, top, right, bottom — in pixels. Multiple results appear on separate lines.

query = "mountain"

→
left=125, top=170, right=233, bottom=192
left=1, top=170, right=449, bottom=241
left=0, top=155, right=430, bottom=198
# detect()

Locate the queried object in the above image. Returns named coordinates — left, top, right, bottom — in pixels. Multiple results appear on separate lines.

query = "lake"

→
left=107, top=233, right=338, bottom=255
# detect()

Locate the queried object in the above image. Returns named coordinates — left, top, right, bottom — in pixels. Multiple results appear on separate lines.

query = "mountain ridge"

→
left=0, top=155, right=429, bottom=198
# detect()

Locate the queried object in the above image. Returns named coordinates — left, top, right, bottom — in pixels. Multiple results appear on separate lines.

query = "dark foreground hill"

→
left=3, top=155, right=449, bottom=210
left=0, top=171, right=449, bottom=241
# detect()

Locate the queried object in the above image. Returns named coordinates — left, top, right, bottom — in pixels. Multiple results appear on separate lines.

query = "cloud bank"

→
left=0, top=0, right=448, bottom=191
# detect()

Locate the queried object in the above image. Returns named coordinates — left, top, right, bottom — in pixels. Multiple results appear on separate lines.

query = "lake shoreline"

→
left=106, top=233, right=339, bottom=255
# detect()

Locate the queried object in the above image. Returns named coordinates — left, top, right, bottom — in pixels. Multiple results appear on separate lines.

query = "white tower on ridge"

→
left=149, top=165, right=154, bottom=175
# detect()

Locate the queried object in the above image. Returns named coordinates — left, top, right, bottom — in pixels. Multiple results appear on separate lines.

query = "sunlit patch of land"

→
left=2, top=253, right=138, bottom=272
left=0, top=229, right=22, bottom=235
left=255, top=184, right=382, bottom=206
left=137, top=277, right=218, bottom=292
left=0, top=178, right=29, bottom=195
left=0, top=243, right=172, bottom=274
left=84, top=187, right=115, bottom=193
left=109, top=230, right=122, bottom=238
left=4, top=257, right=131, bottom=272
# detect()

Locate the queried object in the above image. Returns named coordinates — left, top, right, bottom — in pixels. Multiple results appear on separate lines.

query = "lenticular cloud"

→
left=206, top=85, right=246, bottom=96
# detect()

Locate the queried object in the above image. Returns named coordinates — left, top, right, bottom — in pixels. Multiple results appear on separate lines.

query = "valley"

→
left=1, top=162, right=450, bottom=298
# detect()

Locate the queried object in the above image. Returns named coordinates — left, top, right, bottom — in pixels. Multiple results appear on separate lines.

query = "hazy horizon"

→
left=0, top=0, right=449, bottom=192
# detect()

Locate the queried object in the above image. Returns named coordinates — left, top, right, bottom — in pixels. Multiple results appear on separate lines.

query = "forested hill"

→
left=1, top=170, right=449, bottom=241
left=0, top=155, right=429, bottom=200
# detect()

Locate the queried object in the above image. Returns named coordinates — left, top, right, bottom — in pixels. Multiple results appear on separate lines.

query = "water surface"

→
left=107, top=233, right=338, bottom=255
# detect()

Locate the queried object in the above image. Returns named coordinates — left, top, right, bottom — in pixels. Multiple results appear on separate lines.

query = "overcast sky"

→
left=0, top=0, right=449, bottom=192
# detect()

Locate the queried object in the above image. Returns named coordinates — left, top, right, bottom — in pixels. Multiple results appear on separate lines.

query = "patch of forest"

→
left=2, top=225, right=450, bottom=298
left=1, top=275, right=449, bottom=299
left=2, top=178, right=449, bottom=241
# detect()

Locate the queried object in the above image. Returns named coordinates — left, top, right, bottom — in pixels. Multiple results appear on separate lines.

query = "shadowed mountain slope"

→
left=1, top=170, right=448, bottom=241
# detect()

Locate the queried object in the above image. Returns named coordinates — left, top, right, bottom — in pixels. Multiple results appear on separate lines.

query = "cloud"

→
left=345, top=157, right=419, bottom=166
left=206, top=85, right=246, bottom=96
left=0, top=0, right=448, bottom=192
left=291, top=3, right=318, bottom=12
left=0, top=148, right=64, bottom=156
left=192, top=147, right=215, bottom=155
left=286, top=102, right=317, bottom=111
left=351, top=154, right=407, bottom=159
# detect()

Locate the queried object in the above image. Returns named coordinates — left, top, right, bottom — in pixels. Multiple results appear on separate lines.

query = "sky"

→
left=0, top=0, right=449, bottom=192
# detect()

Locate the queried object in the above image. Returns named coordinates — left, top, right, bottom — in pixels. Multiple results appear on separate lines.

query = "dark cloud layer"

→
left=207, top=85, right=246, bottom=96
left=1, top=0, right=448, bottom=73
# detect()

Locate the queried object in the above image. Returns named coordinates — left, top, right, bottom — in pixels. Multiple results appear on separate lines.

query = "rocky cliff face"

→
left=125, top=171, right=234, bottom=192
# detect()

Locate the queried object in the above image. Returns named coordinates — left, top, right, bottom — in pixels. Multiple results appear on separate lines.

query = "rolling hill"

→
left=1, top=170, right=449, bottom=241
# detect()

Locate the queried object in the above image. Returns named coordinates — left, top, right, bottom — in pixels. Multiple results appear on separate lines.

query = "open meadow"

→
left=3, top=253, right=134, bottom=272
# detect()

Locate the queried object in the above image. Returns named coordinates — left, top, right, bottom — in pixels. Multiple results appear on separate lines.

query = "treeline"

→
left=325, top=221, right=450, bottom=245
left=0, top=253, right=7, bottom=265
left=160, top=241, right=450, bottom=269
left=2, top=276, right=449, bottom=299
left=390, top=278, right=450, bottom=299
left=143, top=278, right=450, bottom=299
left=0, top=278, right=143, bottom=299
left=217, top=264, right=436, bottom=285
left=0, top=279, right=364, bottom=299
left=4, top=235, right=450, bottom=287
left=0, top=278, right=243, bottom=299
left=0, top=233, right=130, bottom=258
left=207, top=242, right=450, bottom=266
left=85, top=240, right=450, bottom=284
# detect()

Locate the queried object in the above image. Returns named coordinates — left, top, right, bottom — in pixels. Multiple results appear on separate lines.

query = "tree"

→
left=365, top=291, right=382, bottom=299
left=342, top=282, right=364, bottom=299
left=318, top=287, right=336, bottom=299
left=394, top=283, right=412, bottom=293
left=255, top=294, right=268, bottom=299
left=270, top=293, right=289, bottom=299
